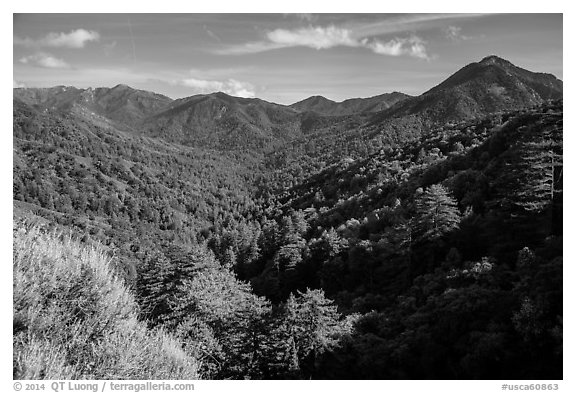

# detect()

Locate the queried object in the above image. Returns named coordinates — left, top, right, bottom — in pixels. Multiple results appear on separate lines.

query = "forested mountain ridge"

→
left=139, top=92, right=303, bottom=149
left=262, top=56, right=563, bottom=185
left=13, top=96, right=268, bottom=281
left=370, top=55, right=563, bottom=126
left=13, top=55, right=562, bottom=380
left=13, top=84, right=173, bottom=127
left=290, top=92, right=411, bottom=116
left=13, top=86, right=370, bottom=150
left=13, top=56, right=562, bottom=155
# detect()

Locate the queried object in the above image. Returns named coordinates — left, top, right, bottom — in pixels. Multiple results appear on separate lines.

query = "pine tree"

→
left=165, top=250, right=277, bottom=379
left=413, top=184, right=461, bottom=243
left=274, top=244, right=304, bottom=297
left=136, top=244, right=220, bottom=326
left=282, top=289, right=344, bottom=378
left=224, top=295, right=272, bottom=379
left=496, top=117, right=562, bottom=216
left=513, top=129, right=562, bottom=212
left=286, top=335, right=301, bottom=378
left=136, top=251, right=175, bottom=325
left=309, top=228, right=347, bottom=261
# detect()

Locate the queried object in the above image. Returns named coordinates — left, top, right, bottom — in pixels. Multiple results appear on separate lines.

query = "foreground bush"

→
left=13, top=222, right=200, bottom=379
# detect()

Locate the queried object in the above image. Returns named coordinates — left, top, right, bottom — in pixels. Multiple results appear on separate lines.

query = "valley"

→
left=13, top=55, right=563, bottom=380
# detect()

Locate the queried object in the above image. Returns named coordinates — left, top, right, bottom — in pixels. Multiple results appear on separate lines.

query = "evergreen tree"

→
left=277, top=243, right=306, bottom=296
left=167, top=252, right=279, bottom=379
left=413, top=184, right=461, bottom=242
left=136, top=251, right=175, bottom=325
left=512, top=123, right=562, bottom=213
left=282, top=289, right=346, bottom=378
left=493, top=116, right=562, bottom=222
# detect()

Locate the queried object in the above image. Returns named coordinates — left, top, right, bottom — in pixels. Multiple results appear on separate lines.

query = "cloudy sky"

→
left=13, top=13, right=562, bottom=104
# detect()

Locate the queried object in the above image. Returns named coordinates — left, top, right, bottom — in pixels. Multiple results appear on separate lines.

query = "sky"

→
left=13, top=13, right=563, bottom=105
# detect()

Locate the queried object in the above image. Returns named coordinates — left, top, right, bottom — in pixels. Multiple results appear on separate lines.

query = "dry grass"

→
left=13, top=222, right=200, bottom=379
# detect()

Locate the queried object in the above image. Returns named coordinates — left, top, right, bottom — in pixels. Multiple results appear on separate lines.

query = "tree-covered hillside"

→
left=230, top=100, right=562, bottom=378
left=13, top=97, right=269, bottom=282
left=13, top=56, right=562, bottom=380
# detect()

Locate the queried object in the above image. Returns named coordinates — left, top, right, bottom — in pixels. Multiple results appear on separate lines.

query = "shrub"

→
left=13, top=222, right=200, bottom=379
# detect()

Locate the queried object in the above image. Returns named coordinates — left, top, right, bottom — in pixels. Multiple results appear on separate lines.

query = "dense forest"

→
left=13, top=56, right=563, bottom=380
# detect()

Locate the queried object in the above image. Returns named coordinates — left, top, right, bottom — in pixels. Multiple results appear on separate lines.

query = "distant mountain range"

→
left=13, top=55, right=562, bottom=150
left=290, top=92, right=411, bottom=116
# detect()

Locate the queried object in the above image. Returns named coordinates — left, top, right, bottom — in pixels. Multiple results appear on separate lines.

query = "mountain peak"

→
left=111, top=84, right=133, bottom=91
left=376, top=55, right=562, bottom=127
left=479, top=55, right=512, bottom=67
left=211, top=91, right=232, bottom=99
left=291, top=95, right=334, bottom=106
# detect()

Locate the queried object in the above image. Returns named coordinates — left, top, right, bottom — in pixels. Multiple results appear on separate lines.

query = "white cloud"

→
left=216, top=24, right=429, bottom=59
left=267, top=25, right=357, bottom=50
left=178, top=77, right=256, bottom=98
left=225, top=79, right=256, bottom=98
left=215, top=25, right=358, bottom=54
left=13, top=80, right=26, bottom=88
left=19, top=52, right=71, bottom=69
left=14, top=29, right=100, bottom=49
left=365, top=36, right=429, bottom=59
left=213, top=14, right=492, bottom=58
left=181, top=78, right=223, bottom=91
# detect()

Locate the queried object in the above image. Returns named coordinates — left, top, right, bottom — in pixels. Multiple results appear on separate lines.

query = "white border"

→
left=3, top=2, right=572, bottom=391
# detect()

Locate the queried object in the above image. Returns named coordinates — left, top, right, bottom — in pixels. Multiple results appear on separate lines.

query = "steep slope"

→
left=338, top=92, right=411, bottom=114
left=13, top=96, right=264, bottom=273
left=13, top=220, right=200, bottom=379
left=251, top=101, right=563, bottom=378
left=262, top=55, right=564, bottom=178
left=371, top=55, right=563, bottom=126
left=140, top=92, right=303, bottom=149
left=291, top=92, right=410, bottom=115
